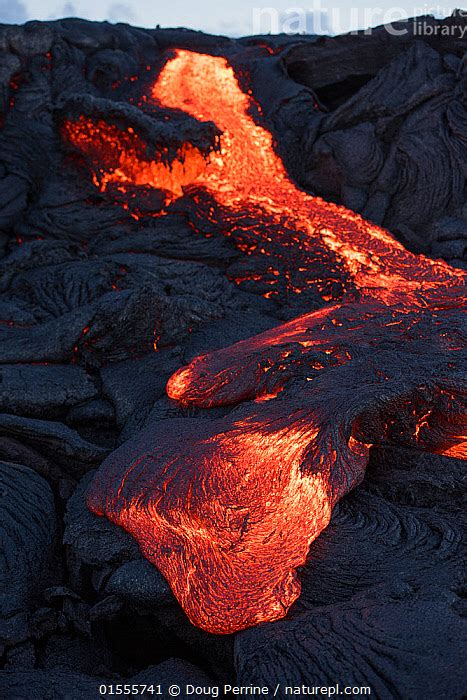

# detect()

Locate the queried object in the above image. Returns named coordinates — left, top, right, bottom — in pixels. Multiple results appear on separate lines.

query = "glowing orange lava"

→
left=62, top=115, right=207, bottom=199
left=83, top=50, right=466, bottom=635
left=65, top=51, right=463, bottom=304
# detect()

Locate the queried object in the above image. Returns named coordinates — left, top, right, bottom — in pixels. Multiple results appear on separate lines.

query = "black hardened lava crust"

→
left=0, top=16, right=466, bottom=700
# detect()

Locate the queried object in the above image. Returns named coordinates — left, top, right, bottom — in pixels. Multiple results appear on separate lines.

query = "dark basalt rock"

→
left=288, top=41, right=467, bottom=254
left=235, top=583, right=465, bottom=699
left=0, top=414, right=108, bottom=472
left=296, top=448, right=466, bottom=609
left=283, top=13, right=467, bottom=104
left=0, top=462, right=56, bottom=649
left=64, top=471, right=140, bottom=575
left=105, top=560, right=174, bottom=607
left=0, top=364, right=97, bottom=417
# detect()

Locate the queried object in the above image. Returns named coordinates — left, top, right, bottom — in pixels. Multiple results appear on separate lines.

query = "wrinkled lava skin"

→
left=84, top=51, right=466, bottom=634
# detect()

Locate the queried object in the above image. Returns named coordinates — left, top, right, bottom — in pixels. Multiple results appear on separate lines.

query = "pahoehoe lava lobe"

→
left=85, top=51, right=466, bottom=634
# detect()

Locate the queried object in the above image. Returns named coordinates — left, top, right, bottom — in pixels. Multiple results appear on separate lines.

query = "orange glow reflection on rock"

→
left=62, top=115, right=207, bottom=198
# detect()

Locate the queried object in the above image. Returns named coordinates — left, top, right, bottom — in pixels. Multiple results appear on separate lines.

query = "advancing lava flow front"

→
left=73, top=51, right=467, bottom=634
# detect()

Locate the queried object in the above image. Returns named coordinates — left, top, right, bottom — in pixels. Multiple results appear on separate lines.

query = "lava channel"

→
left=74, top=50, right=466, bottom=634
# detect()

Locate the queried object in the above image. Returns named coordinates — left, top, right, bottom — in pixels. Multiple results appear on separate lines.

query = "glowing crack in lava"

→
left=81, top=51, right=466, bottom=634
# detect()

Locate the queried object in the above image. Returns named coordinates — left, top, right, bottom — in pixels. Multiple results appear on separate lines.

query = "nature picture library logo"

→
left=251, top=4, right=467, bottom=37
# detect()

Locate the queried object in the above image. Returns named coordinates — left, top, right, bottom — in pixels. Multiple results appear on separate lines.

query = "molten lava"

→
left=81, top=50, right=466, bottom=634
left=62, top=115, right=207, bottom=199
